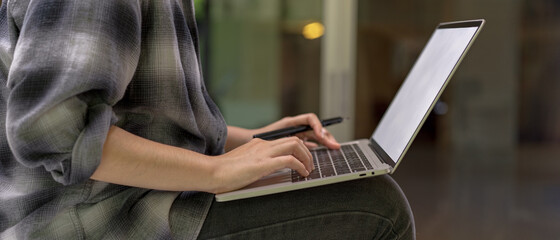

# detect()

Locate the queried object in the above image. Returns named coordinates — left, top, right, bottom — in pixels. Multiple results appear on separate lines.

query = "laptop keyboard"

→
left=291, top=144, right=374, bottom=182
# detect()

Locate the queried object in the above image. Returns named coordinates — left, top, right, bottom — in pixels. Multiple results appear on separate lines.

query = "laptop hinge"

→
left=368, top=139, right=396, bottom=168
left=368, top=142, right=386, bottom=165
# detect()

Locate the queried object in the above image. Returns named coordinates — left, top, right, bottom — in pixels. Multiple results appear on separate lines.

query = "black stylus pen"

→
left=253, top=117, right=344, bottom=140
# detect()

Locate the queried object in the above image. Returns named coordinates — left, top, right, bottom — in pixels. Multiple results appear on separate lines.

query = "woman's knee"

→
left=309, top=176, right=415, bottom=239
left=361, top=175, right=415, bottom=239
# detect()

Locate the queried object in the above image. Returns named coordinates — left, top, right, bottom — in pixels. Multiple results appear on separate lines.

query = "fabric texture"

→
left=0, top=0, right=226, bottom=239
left=194, top=175, right=415, bottom=240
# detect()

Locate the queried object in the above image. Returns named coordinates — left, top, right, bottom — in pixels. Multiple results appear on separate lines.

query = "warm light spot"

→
left=302, top=22, right=325, bottom=40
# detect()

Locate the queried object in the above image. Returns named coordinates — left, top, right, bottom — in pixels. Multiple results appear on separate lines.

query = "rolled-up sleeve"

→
left=6, top=1, right=141, bottom=185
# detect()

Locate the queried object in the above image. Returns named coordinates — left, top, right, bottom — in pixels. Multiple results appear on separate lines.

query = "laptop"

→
left=216, top=19, right=485, bottom=202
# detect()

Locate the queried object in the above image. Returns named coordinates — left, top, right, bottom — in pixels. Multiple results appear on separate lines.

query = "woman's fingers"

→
left=284, top=113, right=324, bottom=139
left=319, top=128, right=341, bottom=149
left=258, top=113, right=341, bottom=150
left=271, top=155, right=309, bottom=177
left=269, top=137, right=313, bottom=171
left=296, top=128, right=340, bottom=150
left=289, top=114, right=341, bottom=149
left=303, top=141, right=319, bottom=149
left=213, top=136, right=319, bottom=193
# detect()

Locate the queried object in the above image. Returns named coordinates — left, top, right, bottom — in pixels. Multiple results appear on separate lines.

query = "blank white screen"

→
left=372, top=26, right=478, bottom=163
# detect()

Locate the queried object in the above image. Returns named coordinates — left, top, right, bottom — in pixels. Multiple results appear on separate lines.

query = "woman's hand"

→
left=225, top=113, right=341, bottom=152
left=256, top=113, right=340, bottom=150
left=210, top=137, right=313, bottom=194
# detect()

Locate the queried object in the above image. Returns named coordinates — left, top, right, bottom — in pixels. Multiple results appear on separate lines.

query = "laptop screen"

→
left=371, top=20, right=484, bottom=166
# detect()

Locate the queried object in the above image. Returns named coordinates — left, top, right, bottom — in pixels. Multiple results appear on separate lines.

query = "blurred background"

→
left=194, top=0, right=560, bottom=239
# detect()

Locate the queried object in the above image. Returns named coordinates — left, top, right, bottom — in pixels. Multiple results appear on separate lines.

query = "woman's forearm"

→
left=91, top=126, right=219, bottom=193
left=91, top=113, right=335, bottom=194
left=91, top=125, right=313, bottom=195
left=225, top=126, right=255, bottom=152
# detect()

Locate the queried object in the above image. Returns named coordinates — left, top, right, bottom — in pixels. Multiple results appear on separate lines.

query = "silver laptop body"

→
left=216, top=19, right=485, bottom=202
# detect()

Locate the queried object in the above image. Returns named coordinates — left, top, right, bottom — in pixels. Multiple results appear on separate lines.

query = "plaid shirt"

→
left=0, top=0, right=226, bottom=239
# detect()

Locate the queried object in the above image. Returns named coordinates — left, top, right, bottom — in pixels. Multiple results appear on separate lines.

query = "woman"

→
left=0, top=0, right=415, bottom=239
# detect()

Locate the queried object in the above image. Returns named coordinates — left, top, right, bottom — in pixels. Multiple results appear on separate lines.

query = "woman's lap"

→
left=196, top=175, right=415, bottom=240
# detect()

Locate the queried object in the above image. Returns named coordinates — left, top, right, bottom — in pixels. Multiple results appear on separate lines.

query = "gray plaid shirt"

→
left=0, top=0, right=227, bottom=239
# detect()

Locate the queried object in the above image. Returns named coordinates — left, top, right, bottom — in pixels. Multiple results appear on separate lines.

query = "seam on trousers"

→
left=191, top=193, right=214, bottom=240
left=69, top=206, right=85, bottom=240
left=202, top=210, right=399, bottom=240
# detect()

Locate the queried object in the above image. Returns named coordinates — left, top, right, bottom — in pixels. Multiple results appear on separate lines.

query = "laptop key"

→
left=291, top=170, right=307, bottom=182
left=329, top=149, right=351, bottom=174
left=342, top=145, right=367, bottom=172
left=293, top=144, right=367, bottom=182
left=355, top=148, right=374, bottom=170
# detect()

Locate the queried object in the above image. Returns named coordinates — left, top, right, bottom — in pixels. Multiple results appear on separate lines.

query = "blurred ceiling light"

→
left=302, top=22, right=324, bottom=40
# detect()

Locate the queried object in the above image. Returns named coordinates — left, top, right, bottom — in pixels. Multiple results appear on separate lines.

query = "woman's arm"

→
left=91, top=126, right=313, bottom=194
left=92, top=113, right=339, bottom=193
left=225, top=126, right=255, bottom=152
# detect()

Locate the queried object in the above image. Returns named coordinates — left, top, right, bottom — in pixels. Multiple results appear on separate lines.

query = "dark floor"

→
left=392, top=143, right=560, bottom=240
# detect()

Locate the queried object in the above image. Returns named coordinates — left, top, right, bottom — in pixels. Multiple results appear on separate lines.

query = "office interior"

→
left=196, top=0, right=560, bottom=239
